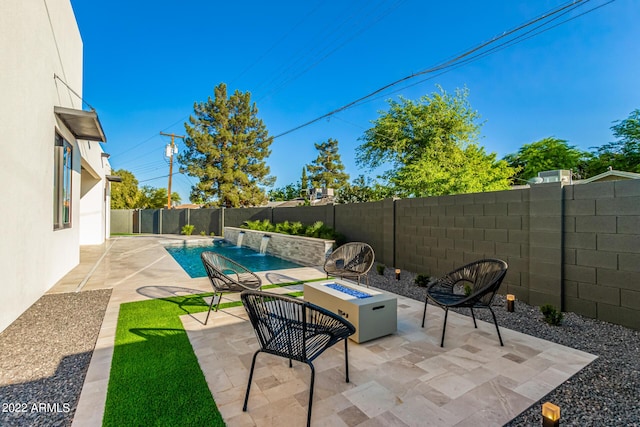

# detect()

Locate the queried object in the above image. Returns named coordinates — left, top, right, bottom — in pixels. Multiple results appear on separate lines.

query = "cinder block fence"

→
left=111, top=180, right=640, bottom=330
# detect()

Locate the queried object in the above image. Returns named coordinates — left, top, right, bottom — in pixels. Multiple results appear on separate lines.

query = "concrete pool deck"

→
left=47, top=236, right=596, bottom=426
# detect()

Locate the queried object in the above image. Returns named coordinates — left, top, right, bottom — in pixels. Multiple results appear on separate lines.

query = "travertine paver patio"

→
left=183, top=291, right=596, bottom=426
left=48, top=236, right=596, bottom=426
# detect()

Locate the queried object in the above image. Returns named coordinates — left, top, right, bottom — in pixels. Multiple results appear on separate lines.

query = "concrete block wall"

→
left=393, top=189, right=531, bottom=301
left=527, top=183, right=563, bottom=309
left=273, top=205, right=335, bottom=229
left=334, top=200, right=391, bottom=267
left=563, top=180, right=640, bottom=330
left=111, top=209, right=134, bottom=234
left=222, top=207, right=272, bottom=232
left=189, top=209, right=221, bottom=236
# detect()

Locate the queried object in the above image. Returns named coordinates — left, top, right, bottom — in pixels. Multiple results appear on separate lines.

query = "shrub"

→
left=540, top=304, right=563, bottom=326
left=181, top=224, right=195, bottom=236
left=415, top=274, right=432, bottom=287
left=200, top=231, right=206, bottom=236
left=242, top=219, right=274, bottom=232
left=376, top=264, right=385, bottom=275
left=241, top=219, right=345, bottom=245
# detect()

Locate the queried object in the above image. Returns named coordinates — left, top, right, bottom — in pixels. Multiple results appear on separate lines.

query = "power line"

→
left=258, top=0, right=407, bottom=102
left=230, top=0, right=326, bottom=86
left=346, top=0, right=615, bottom=111
left=255, top=0, right=406, bottom=100
left=109, top=116, right=188, bottom=160
left=271, top=0, right=607, bottom=139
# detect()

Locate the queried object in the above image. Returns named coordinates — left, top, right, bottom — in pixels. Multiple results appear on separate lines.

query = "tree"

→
left=179, top=83, right=274, bottom=207
left=136, top=186, right=181, bottom=209
left=301, top=167, right=309, bottom=193
left=110, top=169, right=140, bottom=209
left=503, top=137, right=590, bottom=182
left=268, top=183, right=301, bottom=201
left=335, top=175, right=393, bottom=204
left=306, top=138, right=350, bottom=190
left=583, top=109, right=640, bottom=175
left=356, top=86, right=514, bottom=196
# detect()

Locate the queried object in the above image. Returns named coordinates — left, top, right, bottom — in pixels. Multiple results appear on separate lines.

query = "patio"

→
left=48, top=236, right=595, bottom=426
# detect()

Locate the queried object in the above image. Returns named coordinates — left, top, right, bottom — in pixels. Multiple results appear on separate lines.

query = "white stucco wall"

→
left=0, top=0, right=108, bottom=332
left=79, top=141, right=111, bottom=244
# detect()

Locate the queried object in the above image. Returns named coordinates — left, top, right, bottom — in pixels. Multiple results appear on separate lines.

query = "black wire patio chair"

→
left=200, top=251, right=262, bottom=325
left=421, top=258, right=508, bottom=347
left=241, top=290, right=355, bottom=427
left=323, top=242, right=375, bottom=287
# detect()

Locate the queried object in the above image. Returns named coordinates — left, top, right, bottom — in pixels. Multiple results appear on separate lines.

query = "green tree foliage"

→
left=110, top=169, right=139, bottom=209
left=137, top=186, right=181, bottom=209
left=356, top=86, right=515, bottom=196
left=503, top=137, right=590, bottom=182
left=179, top=83, right=274, bottom=207
left=584, top=109, right=640, bottom=175
left=109, top=168, right=181, bottom=209
left=268, top=183, right=301, bottom=201
left=335, top=175, right=393, bottom=204
left=306, top=138, right=350, bottom=190
left=301, top=167, right=309, bottom=191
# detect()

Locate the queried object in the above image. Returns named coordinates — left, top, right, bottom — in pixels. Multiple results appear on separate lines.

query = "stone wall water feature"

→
left=224, top=227, right=334, bottom=267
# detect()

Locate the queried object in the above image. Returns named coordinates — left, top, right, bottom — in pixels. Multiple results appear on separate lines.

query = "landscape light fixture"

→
left=542, top=402, right=560, bottom=427
left=506, top=294, right=515, bottom=312
left=395, top=269, right=401, bottom=280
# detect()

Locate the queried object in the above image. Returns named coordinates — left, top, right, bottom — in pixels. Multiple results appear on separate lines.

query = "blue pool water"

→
left=164, top=240, right=302, bottom=278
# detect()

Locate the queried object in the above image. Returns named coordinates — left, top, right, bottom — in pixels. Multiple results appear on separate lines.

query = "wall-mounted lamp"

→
left=506, top=294, right=515, bottom=312
left=395, top=269, right=401, bottom=280
left=542, top=402, right=560, bottom=427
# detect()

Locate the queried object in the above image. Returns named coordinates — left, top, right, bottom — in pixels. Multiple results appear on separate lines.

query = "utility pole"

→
left=160, top=132, right=185, bottom=209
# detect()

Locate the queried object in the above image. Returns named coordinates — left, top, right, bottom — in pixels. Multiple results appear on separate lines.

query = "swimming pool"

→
left=164, top=240, right=302, bottom=278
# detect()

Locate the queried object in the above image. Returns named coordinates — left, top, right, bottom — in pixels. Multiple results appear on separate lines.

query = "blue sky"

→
left=70, top=0, right=639, bottom=203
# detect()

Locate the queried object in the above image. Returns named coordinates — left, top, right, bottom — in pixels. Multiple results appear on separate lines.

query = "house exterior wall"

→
left=0, top=0, right=109, bottom=333
left=79, top=141, right=112, bottom=244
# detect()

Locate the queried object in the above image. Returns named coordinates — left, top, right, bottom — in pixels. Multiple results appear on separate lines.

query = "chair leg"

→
left=488, top=307, right=504, bottom=346
left=243, top=350, right=261, bottom=411
left=305, top=362, right=316, bottom=427
left=421, top=298, right=428, bottom=328
left=470, top=307, right=478, bottom=328
left=204, top=292, right=218, bottom=325
left=440, top=308, right=449, bottom=347
left=289, top=358, right=292, bottom=368
left=214, top=292, right=222, bottom=312
left=344, top=339, right=350, bottom=383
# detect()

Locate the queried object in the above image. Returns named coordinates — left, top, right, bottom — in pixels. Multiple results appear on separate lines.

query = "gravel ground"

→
left=0, top=289, right=112, bottom=427
left=1, top=269, right=638, bottom=426
left=368, top=267, right=640, bottom=427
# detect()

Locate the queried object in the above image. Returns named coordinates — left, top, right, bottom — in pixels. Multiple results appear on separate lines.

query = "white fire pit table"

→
left=303, top=280, right=397, bottom=343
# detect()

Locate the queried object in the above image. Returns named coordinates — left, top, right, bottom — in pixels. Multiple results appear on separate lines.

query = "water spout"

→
left=259, top=235, right=270, bottom=254
left=237, top=231, right=245, bottom=248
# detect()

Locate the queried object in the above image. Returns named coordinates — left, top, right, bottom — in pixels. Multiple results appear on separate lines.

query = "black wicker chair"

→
left=200, top=252, right=262, bottom=325
left=241, top=290, right=355, bottom=427
left=421, top=259, right=508, bottom=347
left=323, top=242, right=375, bottom=287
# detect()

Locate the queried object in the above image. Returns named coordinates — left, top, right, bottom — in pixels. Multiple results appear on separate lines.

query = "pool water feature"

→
left=164, top=240, right=302, bottom=278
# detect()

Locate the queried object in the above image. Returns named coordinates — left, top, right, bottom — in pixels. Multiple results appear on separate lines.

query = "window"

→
left=54, top=133, right=72, bottom=229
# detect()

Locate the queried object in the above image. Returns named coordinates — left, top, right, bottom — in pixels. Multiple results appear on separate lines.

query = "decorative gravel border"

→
left=0, top=289, right=112, bottom=427
left=368, top=267, right=640, bottom=427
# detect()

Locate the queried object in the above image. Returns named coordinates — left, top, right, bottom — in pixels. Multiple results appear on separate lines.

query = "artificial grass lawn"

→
left=102, top=280, right=319, bottom=426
